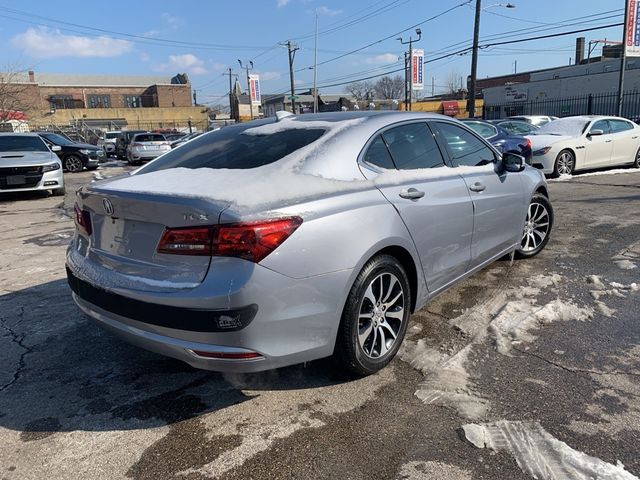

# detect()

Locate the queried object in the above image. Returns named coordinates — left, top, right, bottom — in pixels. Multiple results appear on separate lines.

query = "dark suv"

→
left=115, top=130, right=147, bottom=160
left=37, top=132, right=105, bottom=173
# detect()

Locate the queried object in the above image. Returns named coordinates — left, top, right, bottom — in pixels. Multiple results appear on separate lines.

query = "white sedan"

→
left=527, top=116, right=640, bottom=177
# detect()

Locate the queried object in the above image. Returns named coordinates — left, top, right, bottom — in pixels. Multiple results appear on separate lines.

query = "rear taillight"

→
left=157, top=217, right=302, bottom=262
left=524, top=138, right=532, bottom=149
left=73, top=203, right=92, bottom=236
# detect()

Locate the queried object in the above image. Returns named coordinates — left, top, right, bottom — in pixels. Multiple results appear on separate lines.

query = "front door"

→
left=585, top=119, right=614, bottom=168
left=432, top=121, right=527, bottom=268
left=362, top=122, right=474, bottom=293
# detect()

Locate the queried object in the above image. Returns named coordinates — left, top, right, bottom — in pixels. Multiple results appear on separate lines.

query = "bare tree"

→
left=444, top=69, right=461, bottom=95
left=373, top=75, right=404, bottom=100
left=345, top=80, right=374, bottom=101
left=0, top=63, right=38, bottom=124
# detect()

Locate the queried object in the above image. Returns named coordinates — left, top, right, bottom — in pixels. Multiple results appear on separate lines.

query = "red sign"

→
left=442, top=101, right=459, bottom=117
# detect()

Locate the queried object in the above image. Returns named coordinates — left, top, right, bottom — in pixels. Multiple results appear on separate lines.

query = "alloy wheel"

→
left=65, top=156, right=83, bottom=173
left=521, top=201, right=550, bottom=252
left=556, top=152, right=574, bottom=175
left=358, top=272, right=405, bottom=359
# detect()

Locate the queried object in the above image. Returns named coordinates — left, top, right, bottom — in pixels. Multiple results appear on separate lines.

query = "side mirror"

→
left=502, top=152, right=525, bottom=173
left=588, top=129, right=604, bottom=137
left=51, top=145, right=62, bottom=152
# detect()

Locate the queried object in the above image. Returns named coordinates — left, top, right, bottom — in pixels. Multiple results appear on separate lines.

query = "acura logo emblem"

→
left=102, top=198, right=114, bottom=216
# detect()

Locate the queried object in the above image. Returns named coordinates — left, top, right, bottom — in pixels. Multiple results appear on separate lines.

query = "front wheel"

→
left=515, top=194, right=553, bottom=259
left=334, top=255, right=411, bottom=376
left=64, top=155, right=83, bottom=173
left=552, top=149, right=575, bottom=177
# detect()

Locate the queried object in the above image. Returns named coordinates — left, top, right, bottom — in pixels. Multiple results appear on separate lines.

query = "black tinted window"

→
left=140, top=125, right=325, bottom=171
left=435, top=122, right=496, bottom=167
left=364, top=135, right=395, bottom=169
left=0, top=136, right=49, bottom=152
left=609, top=119, right=634, bottom=133
left=382, top=123, right=444, bottom=169
left=134, top=134, right=165, bottom=142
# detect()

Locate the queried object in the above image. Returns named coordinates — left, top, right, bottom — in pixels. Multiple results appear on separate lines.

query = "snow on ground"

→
left=612, top=241, right=640, bottom=270
left=400, top=273, right=595, bottom=418
left=397, top=461, right=472, bottom=480
left=461, top=420, right=638, bottom=480
left=549, top=167, right=640, bottom=182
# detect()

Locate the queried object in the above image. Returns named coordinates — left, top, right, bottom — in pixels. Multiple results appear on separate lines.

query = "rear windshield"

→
left=0, top=136, right=49, bottom=153
left=139, top=124, right=326, bottom=172
left=105, top=132, right=119, bottom=139
left=134, top=134, right=165, bottom=142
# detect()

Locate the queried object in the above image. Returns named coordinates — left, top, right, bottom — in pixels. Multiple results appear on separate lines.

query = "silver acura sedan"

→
left=66, top=111, right=553, bottom=375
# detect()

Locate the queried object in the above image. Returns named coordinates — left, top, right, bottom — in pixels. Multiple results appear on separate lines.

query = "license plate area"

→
left=6, top=175, right=26, bottom=185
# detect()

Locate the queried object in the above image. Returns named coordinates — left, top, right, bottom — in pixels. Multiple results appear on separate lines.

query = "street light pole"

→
left=313, top=11, right=319, bottom=113
left=238, top=59, right=254, bottom=121
left=397, top=28, right=422, bottom=112
left=468, top=2, right=516, bottom=118
left=281, top=40, right=299, bottom=114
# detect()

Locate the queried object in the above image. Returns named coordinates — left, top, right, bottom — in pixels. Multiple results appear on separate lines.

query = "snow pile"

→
left=614, top=259, right=638, bottom=270
left=548, top=167, right=640, bottom=182
left=461, top=420, right=638, bottom=480
left=613, top=241, right=640, bottom=270
left=98, top=118, right=367, bottom=208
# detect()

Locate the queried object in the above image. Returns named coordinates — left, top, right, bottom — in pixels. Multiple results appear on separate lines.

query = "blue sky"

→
left=0, top=0, right=624, bottom=106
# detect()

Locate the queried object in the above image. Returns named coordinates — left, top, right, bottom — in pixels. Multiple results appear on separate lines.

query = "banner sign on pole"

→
left=249, top=74, right=261, bottom=105
left=626, top=0, right=640, bottom=57
left=411, top=49, right=424, bottom=90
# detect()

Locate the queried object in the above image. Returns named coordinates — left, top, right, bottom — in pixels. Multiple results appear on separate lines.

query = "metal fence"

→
left=483, top=91, right=640, bottom=121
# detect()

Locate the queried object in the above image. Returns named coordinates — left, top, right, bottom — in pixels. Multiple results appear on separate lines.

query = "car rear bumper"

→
left=65, top=252, right=354, bottom=372
left=128, top=149, right=170, bottom=161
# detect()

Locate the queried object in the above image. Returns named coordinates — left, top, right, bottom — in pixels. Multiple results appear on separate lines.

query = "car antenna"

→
left=275, top=110, right=294, bottom=122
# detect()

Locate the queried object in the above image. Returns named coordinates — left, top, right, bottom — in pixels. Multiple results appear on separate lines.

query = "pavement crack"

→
left=0, top=306, right=32, bottom=393
left=514, top=347, right=640, bottom=378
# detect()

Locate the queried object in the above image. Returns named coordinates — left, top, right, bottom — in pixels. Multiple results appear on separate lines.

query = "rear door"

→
left=585, top=119, right=614, bottom=168
left=608, top=118, right=639, bottom=166
left=363, top=122, right=474, bottom=293
left=432, top=121, right=526, bottom=268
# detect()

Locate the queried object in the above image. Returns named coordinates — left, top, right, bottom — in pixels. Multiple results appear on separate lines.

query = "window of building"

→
left=88, top=94, right=111, bottom=108
left=49, top=95, right=80, bottom=109
left=124, top=95, right=143, bottom=108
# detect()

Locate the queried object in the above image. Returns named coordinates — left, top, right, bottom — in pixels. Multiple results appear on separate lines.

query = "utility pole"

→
left=282, top=41, right=299, bottom=114
left=618, top=0, right=630, bottom=117
left=223, top=68, right=238, bottom=120
left=313, top=12, right=319, bottom=113
left=238, top=60, right=255, bottom=120
left=431, top=76, right=435, bottom=97
left=468, top=0, right=482, bottom=118
left=397, top=28, right=422, bottom=111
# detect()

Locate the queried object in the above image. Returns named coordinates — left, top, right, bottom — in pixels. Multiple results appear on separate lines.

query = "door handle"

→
left=632, top=136, right=638, bottom=139
left=399, top=188, right=425, bottom=200
left=468, top=182, right=486, bottom=192
left=605, top=139, right=613, bottom=143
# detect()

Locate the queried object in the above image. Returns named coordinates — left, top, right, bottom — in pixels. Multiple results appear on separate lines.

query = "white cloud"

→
left=315, top=6, right=343, bottom=16
left=156, top=54, right=208, bottom=75
left=139, top=52, right=151, bottom=62
left=11, top=27, right=132, bottom=59
left=211, top=62, right=227, bottom=71
left=277, top=0, right=292, bottom=7
left=161, top=13, right=182, bottom=30
left=366, top=53, right=399, bottom=64
left=258, top=71, right=281, bottom=81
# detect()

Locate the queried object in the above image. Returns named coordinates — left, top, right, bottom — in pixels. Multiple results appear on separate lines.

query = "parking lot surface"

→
left=1, top=165, right=639, bottom=479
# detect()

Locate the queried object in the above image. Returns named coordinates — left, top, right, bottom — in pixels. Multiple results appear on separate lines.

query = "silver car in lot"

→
left=0, top=133, right=65, bottom=196
left=126, top=133, right=171, bottom=165
left=66, top=112, right=553, bottom=375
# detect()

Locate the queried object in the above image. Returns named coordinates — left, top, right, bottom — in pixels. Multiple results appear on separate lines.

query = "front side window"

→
left=364, top=135, right=395, bottom=169
left=139, top=124, right=326, bottom=173
left=434, top=122, right=496, bottom=167
left=381, top=123, right=445, bottom=170
left=591, top=120, right=611, bottom=135
left=609, top=119, right=634, bottom=133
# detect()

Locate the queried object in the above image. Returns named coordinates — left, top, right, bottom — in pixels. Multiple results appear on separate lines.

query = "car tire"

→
left=64, top=155, right=84, bottom=173
left=52, top=186, right=65, bottom=196
left=86, top=166, right=99, bottom=171
left=551, top=149, right=575, bottom=177
left=334, top=254, right=411, bottom=376
left=633, top=147, right=640, bottom=168
left=515, top=193, right=553, bottom=259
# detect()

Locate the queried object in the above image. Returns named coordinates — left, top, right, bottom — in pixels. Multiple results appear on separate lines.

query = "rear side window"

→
left=364, top=135, right=395, bottom=169
left=381, top=123, right=445, bottom=169
left=134, top=134, right=165, bottom=142
left=140, top=126, right=326, bottom=171
left=609, top=119, right=634, bottom=133
left=464, top=121, right=498, bottom=139
left=434, top=122, right=496, bottom=167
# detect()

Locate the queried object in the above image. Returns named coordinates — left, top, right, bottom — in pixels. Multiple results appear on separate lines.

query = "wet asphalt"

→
left=0, top=164, right=638, bottom=479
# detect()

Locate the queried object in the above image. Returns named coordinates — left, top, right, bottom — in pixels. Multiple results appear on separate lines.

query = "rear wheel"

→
left=552, top=149, right=574, bottom=177
left=633, top=147, right=640, bottom=168
left=515, top=194, right=553, bottom=258
left=64, top=155, right=83, bottom=173
left=335, top=254, right=410, bottom=376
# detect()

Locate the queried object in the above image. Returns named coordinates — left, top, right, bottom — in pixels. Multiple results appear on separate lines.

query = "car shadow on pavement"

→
left=0, top=279, right=349, bottom=438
